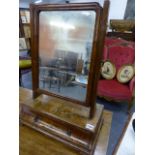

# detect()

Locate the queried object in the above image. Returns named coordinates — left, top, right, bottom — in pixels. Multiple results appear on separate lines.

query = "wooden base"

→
left=20, top=94, right=105, bottom=155
left=19, top=87, right=113, bottom=155
left=20, top=110, right=112, bottom=155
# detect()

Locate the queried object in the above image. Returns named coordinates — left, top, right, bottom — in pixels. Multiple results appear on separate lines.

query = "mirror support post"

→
left=89, top=0, right=110, bottom=118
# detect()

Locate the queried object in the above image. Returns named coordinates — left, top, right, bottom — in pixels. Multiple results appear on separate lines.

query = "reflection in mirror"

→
left=39, top=11, right=96, bottom=102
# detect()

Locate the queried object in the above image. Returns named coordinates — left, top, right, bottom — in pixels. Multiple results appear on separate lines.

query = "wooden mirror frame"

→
left=30, top=1, right=109, bottom=117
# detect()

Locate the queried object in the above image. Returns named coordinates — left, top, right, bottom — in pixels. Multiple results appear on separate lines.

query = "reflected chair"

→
left=40, top=57, right=68, bottom=92
left=97, top=40, right=135, bottom=112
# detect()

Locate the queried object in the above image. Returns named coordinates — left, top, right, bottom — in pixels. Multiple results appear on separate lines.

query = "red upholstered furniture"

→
left=98, top=37, right=135, bottom=111
left=102, top=37, right=134, bottom=61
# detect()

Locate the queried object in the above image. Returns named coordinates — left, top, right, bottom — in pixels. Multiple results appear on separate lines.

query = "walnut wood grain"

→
left=20, top=110, right=112, bottom=155
left=19, top=87, right=112, bottom=155
left=30, top=1, right=110, bottom=118
left=20, top=93, right=104, bottom=154
left=19, top=87, right=32, bottom=104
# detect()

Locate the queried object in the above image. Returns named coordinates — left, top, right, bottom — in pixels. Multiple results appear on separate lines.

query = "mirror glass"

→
left=39, top=10, right=96, bottom=102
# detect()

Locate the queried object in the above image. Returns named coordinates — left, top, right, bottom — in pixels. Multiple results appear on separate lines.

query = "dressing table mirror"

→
left=20, top=1, right=110, bottom=154
left=39, top=10, right=95, bottom=103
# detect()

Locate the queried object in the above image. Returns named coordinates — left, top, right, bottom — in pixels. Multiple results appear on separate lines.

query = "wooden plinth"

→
left=19, top=87, right=113, bottom=155
left=20, top=111, right=112, bottom=155
left=20, top=94, right=104, bottom=155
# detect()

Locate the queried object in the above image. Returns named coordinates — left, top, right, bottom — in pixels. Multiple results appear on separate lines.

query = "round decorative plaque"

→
left=117, top=65, right=134, bottom=83
left=101, top=61, right=116, bottom=80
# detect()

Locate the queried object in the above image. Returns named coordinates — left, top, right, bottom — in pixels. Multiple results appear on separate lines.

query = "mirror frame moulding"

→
left=30, top=1, right=110, bottom=117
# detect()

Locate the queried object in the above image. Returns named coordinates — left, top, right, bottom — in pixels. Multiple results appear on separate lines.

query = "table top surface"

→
left=19, top=87, right=113, bottom=155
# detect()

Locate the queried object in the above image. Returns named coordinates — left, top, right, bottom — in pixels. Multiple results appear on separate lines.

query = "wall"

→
left=124, top=0, right=135, bottom=19
left=19, top=2, right=29, bottom=8
left=20, top=0, right=128, bottom=20
left=108, top=0, right=128, bottom=20
left=68, top=0, right=128, bottom=20
left=20, top=0, right=129, bottom=32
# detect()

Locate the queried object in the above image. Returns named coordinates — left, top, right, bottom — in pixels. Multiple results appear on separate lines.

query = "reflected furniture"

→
left=40, top=50, right=79, bottom=91
left=20, top=1, right=110, bottom=155
left=97, top=41, right=135, bottom=111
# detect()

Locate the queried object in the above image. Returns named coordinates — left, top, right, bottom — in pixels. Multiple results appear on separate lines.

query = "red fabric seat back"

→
left=105, top=37, right=125, bottom=46
left=108, top=45, right=135, bottom=70
left=103, top=37, right=135, bottom=62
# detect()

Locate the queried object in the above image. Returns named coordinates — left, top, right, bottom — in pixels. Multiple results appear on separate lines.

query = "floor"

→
left=114, top=114, right=135, bottom=155
left=21, top=71, right=135, bottom=155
